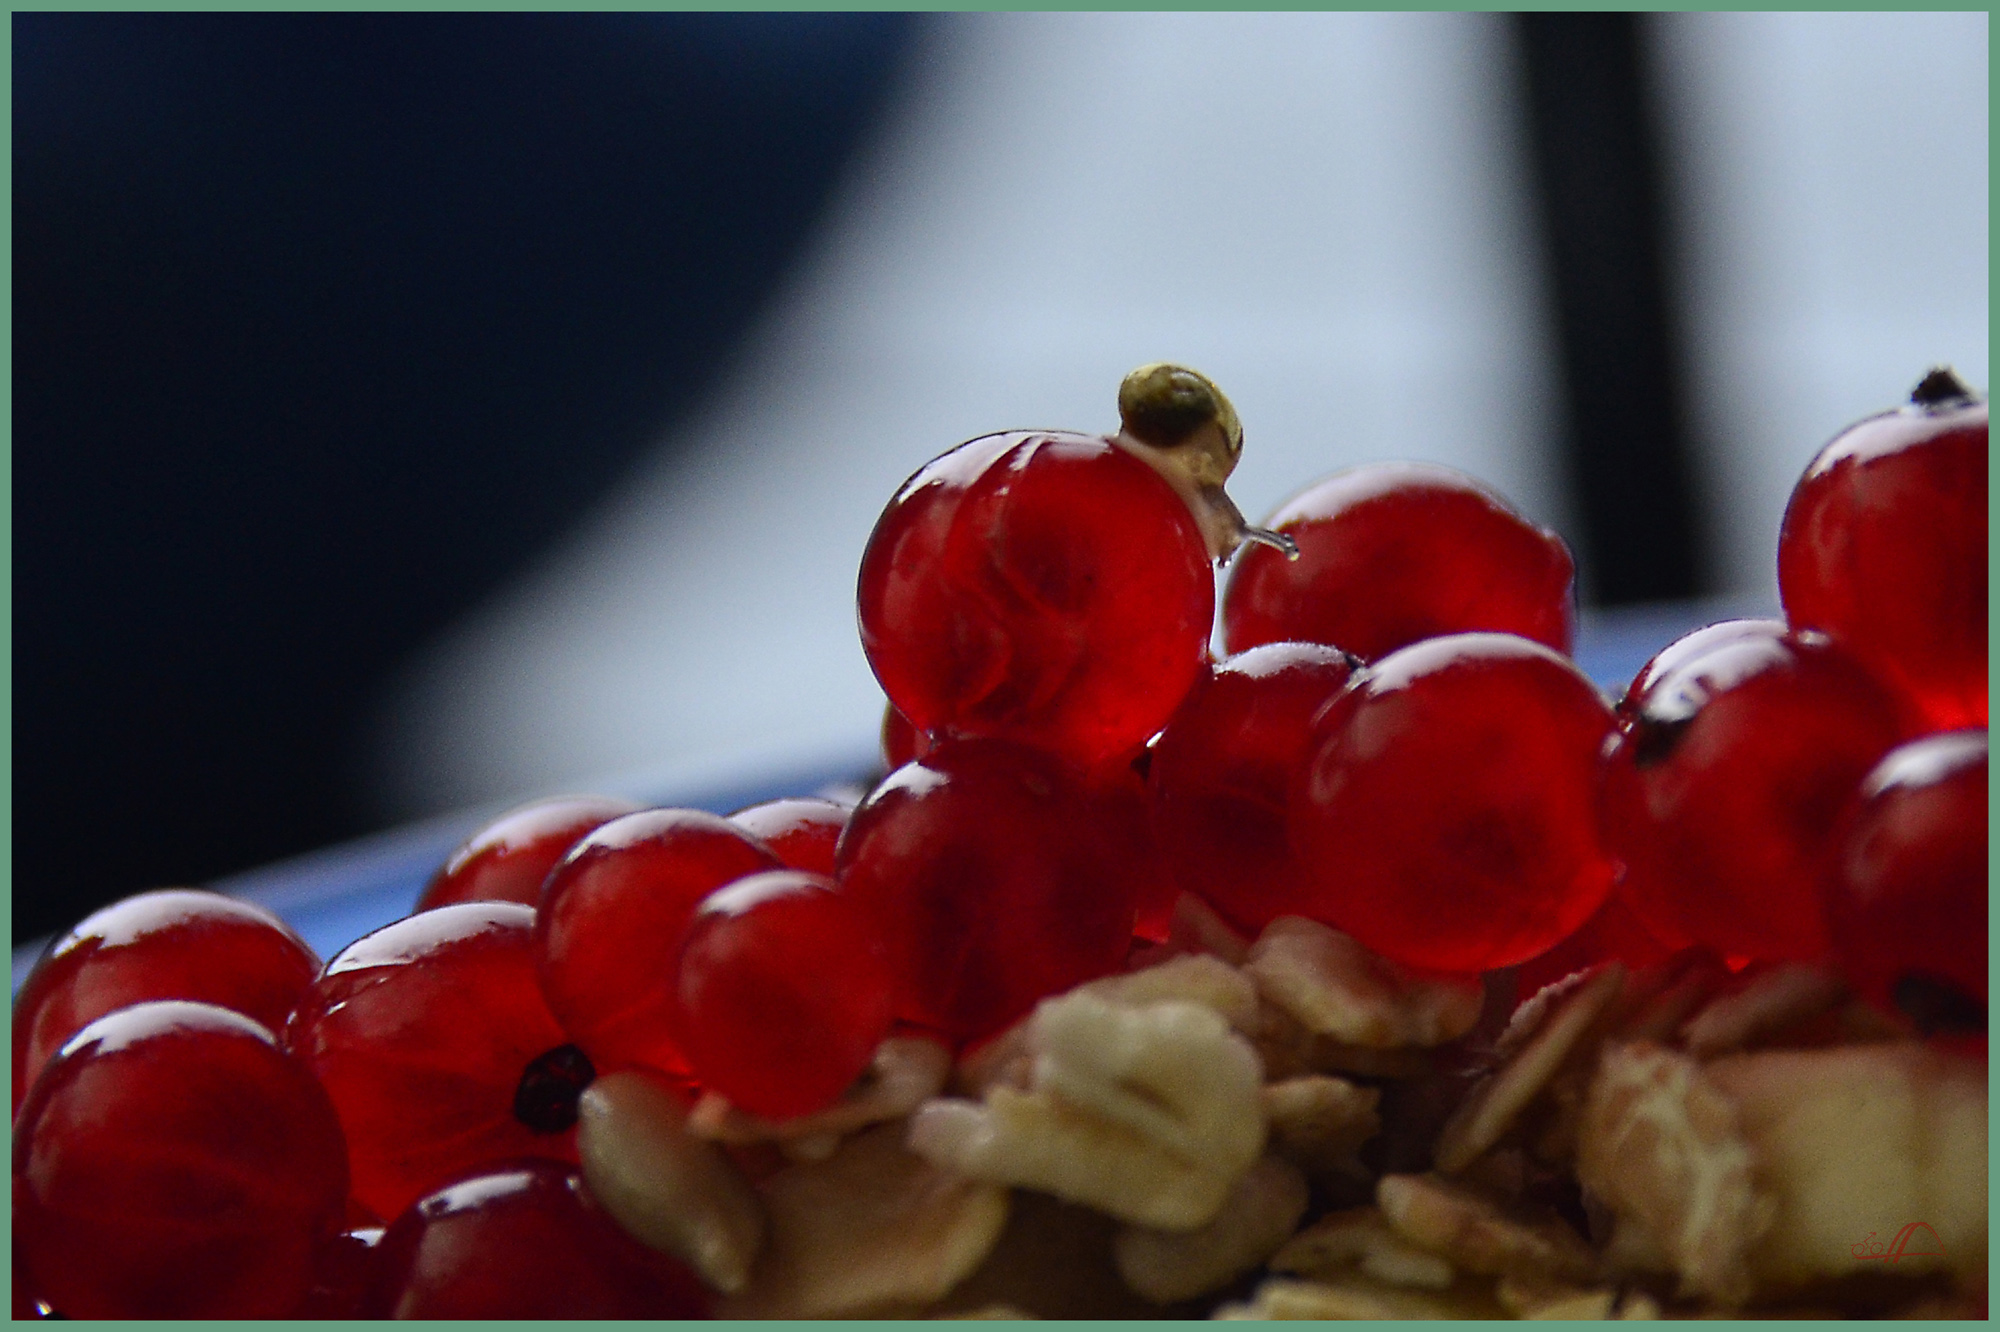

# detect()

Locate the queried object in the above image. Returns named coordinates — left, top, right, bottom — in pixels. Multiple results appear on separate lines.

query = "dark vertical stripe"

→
left=1512, top=12, right=1706, bottom=605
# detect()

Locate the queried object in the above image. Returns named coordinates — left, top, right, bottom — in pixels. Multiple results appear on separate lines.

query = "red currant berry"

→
left=857, top=429, right=1213, bottom=768
left=836, top=739, right=1144, bottom=1044
left=1779, top=370, right=1987, bottom=732
left=881, top=700, right=931, bottom=769
left=1149, top=642, right=1360, bottom=937
left=537, top=808, right=782, bottom=1074
left=293, top=1226, right=385, bottom=1319
left=14, top=1000, right=349, bottom=1318
left=673, top=869, right=894, bottom=1119
left=728, top=796, right=853, bottom=878
left=1602, top=621, right=1907, bottom=962
left=417, top=794, right=641, bottom=912
left=12, top=888, right=319, bottom=1116
left=1510, top=889, right=1675, bottom=999
left=1824, top=730, right=1986, bottom=1033
left=287, top=902, right=586, bottom=1221
left=1292, top=633, right=1616, bottom=972
left=1222, top=462, right=1576, bottom=662
left=361, top=1161, right=710, bottom=1318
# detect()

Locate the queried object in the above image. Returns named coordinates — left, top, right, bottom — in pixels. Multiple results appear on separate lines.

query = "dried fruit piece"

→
left=1244, top=916, right=1482, bottom=1049
left=721, top=1122, right=1009, bottom=1319
left=573, top=1070, right=766, bottom=1294
left=907, top=993, right=1264, bottom=1230
left=1434, top=964, right=1626, bottom=1174
left=1705, top=1042, right=1986, bottom=1294
left=1574, top=1041, right=1771, bottom=1304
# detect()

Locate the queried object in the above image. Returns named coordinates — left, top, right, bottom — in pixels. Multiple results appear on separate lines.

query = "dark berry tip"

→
left=513, top=1042, right=596, bottom=1134
left=1910, top=366, right=1976, bottom=408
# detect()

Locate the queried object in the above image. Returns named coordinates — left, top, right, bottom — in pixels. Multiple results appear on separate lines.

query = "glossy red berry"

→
left=1602, top=621, right=1908, bottom=963
left=362, top=1161, right=710, bottom=1319
left=1148, top=642, right=1360, bottom=936
left=537, top=808, right=782, bottom=1075
left=417, top=794, right=641, bottom=912
left=1779, top=371, right=1987, bottom=732
left=293, top=1227, right=385, bottom=1319
left=728, top=796, right=853, bottom=878
left=14, top=1000, right=349, bottom=1318
left=1222, top=462, right=1576, bottom=662
left=674, top=870, right=894, bottom=1119
left=287, top=902, right=586, bottom=1222
left=12, top=888, right=320, bottom=1116
left=857, top=430, right=1213, bottom=769
left=1510, top=890, right=1676, bottom=999
left=881, top=700, right=931, bottom=769
left=1292, top=633, right=1616, bottom=972
left=836, top=739, right=1144, bottom=1044
left=1824, top=730, right=1986, bottom=1033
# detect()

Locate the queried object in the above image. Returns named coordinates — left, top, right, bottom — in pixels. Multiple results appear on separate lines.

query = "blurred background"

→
left=13, top=12, right=1988, bottom=943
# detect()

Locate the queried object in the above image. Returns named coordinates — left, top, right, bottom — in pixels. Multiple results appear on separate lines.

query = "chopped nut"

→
left=1615, top=1290, right=1664, bottom=1319
left=1705, top=1041, right=1987, bottom=1294
left=1245, top=917, right=1483, bottom=1049
left=1520, top=1288, right=1618, bottom=1319
left=909, top=994, right=1265, bottom=1230
left=1496, top=1273, right=1616, bottom=1319
left=690, top=1035, right=951, bottom=1144
left=1263, top=1074, right=1381, bottom=1177
left=926, top=1190, right=1159, bottom=1319
left=1113, top=1156, right=1309, bottom=1303
left=1078, top=951, right=1262, bottom=1034
left=1270, top=1207, right=1456, bottom=1290
left=720, top=1121, right=1010, bottom=1319
left=1434, top=964, right=1626, bottom=1174
left=1216, top=1273, right=1506, bottom=1320
left=574, top=1070, right=767, bottom=1295
left=935, top=1304, right=1040, bottom=1319
left=1377, top=1172, right=1599, bottom=1284
left=1679, top=962, right=1846, bottom=1057
left=1574, top=1041, right=1771, bottom=1305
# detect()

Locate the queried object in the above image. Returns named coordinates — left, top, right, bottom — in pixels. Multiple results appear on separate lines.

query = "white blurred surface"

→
left=1651, top=11, right=1989, bottom=599
left=371, top=13, right=1567, bottom=816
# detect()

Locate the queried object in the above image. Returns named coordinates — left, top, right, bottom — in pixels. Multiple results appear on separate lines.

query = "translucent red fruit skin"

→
left=537, top=808, right=783, bottom=1074
left=858, top=430, right=1215, bottom=768
left=286, top=902, right=581, bottom=1222
left=14, top=1000, right=349, bottom=1319
left=1149, top=642, right=1360, bottom=936
left=674, top=870, right=894, bottom=1120
left=1510, top=890, right=1675, bottom=1000
left=882, top=700, right=931, bottom=769
left=1292, top=633, right=1616, bottom=973
left=836, top=739, right=1144, bottom=1044
left=1778, top=389, right=1987, bottom=731
left=1824, top=730, right=1987, bottom=1031
left=728, top=796, right=853, bottom=878
left=362, top=1161, right=711, bottom=1319
left=417, top=794, right=641, bottom=912
left=12, top=888, right=320, bottom=1116
left=1222, top=461, right=1576, bottom=662
left=1601, top=621, right=1908, bottom=963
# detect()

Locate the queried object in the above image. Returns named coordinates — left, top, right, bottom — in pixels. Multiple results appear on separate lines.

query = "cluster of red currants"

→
left=11, top=364, right=1985, bottom=1318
